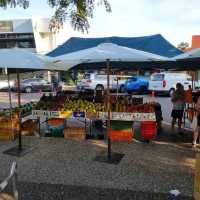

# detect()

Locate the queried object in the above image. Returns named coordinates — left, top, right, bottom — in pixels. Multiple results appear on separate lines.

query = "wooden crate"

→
left=64, top=127, right=86, bottom=140
left=21, top=119, right=39, bottom=136
left=0, top=117, right=19, bottom=141
left=0, top=129, right=16, bottom=140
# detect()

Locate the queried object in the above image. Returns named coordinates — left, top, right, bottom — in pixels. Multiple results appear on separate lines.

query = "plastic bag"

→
left=169, top=189, right=181, bottom=196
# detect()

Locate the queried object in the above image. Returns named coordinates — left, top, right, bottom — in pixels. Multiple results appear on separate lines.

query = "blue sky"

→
left=0, top=0, right=200, bottom=46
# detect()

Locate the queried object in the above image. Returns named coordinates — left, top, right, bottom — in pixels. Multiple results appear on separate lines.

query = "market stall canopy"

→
left=174, top=48, right=200, bottom=61
left=172, top=48, right=200, bottom=70
left=48, top=34, right=182, bottom=58
left=52, top=43, right=172, bottom=71
left=0, top=48, right=55, bottom=71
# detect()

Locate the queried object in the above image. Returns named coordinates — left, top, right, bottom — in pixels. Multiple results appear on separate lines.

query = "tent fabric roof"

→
left=52, top=43, right=171, bottom=71
left=47, top=34, right=182, bottom=58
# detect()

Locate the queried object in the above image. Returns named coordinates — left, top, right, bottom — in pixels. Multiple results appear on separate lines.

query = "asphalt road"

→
left=0, top=92, right=173, bottom=123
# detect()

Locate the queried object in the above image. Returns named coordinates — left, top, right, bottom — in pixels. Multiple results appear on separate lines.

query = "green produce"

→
left=63, top=100, right=105, bottom=112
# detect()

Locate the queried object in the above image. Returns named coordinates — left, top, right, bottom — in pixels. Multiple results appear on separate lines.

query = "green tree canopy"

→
left=0, top=0, right=111, bottom=32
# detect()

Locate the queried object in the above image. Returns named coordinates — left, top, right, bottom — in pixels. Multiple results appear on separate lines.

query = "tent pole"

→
left=16, top=70, right=22, bottom=150
left=7, top=72, right=13, bottom=117
left=106, top=59, right=111, bottom=159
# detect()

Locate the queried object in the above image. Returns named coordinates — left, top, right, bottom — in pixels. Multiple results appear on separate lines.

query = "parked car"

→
left=0, top=80, right=14, bottom=91
left=122, top=76, right=149, bottom=94
left=148, top=72, right=197, bottom=96
left=77, top=73, right=129, bottom=91
left=12, top=78, right=52, bottom=93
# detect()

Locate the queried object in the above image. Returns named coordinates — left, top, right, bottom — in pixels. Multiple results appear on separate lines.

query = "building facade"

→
left=0, top=17, right=65, bottom=55
left=0, top=17, right=70, bottom=82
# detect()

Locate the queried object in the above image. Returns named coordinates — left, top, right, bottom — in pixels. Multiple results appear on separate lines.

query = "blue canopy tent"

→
left=47, top=34, right=182, bottom=58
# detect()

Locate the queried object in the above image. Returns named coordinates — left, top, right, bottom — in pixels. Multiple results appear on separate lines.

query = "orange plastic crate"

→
left=110, top=130, right=134, bottom=142
left=48, top=118, right=65, bottom=127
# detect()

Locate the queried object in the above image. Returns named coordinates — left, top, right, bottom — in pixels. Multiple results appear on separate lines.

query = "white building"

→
left=0, top=17, right=67, bottom=55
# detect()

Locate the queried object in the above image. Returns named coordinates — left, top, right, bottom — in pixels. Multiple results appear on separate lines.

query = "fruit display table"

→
left=30, top=92, right=162, bottom=141
left=32, top=93, right=158, bottom=121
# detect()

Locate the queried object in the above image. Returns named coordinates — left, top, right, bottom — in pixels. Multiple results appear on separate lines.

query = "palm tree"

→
left=0, top=0, right=111, bottom=32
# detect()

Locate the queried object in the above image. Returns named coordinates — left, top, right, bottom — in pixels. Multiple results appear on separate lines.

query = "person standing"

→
left=192, top=96, right=200, bottom=147
left=185, top=85, right=193, bottom=104
left=171, top=83, right=185, bottom=132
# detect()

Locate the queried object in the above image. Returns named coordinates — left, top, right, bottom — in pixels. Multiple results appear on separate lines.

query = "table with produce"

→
left=31, top=92, right=162, bottom=141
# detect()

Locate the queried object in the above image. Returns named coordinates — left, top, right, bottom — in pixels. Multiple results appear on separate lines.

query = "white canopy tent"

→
left=172, top=48, right=200, bottom=88
left=51, top=43, right=171, bottom=159
left=173, top=48, right=200, bottom=61
left=0, top=48, right=56, bottom=156
left=52, top=43, right=170, bottom=70
left=0, top=48, right=53, bottom=70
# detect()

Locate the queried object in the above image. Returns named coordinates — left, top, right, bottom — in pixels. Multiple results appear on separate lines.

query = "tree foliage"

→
left=177, top=42, right=189, bottom=51
left=0, top=0, right=111, bottom=32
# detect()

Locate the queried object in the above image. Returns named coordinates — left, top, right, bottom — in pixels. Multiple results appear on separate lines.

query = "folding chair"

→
left=0, top=162, right=18, bottom=200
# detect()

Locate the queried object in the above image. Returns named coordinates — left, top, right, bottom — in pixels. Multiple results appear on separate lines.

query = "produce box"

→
left=110, top=130, right=133, bottom=142
left=110, top=121, right=133, bottom=142
left=0, top=117, right=19, bottom=140
left=48, top=118, right=65, bottom=137
left=111, top=121, right=133, bottom=131
left=21, top=119, right=39, bottom=136
left=64, top=127, right=86, bottom=140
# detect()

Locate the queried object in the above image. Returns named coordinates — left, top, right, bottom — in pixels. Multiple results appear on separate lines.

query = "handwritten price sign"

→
left=98, top=112, right=156, bottom=121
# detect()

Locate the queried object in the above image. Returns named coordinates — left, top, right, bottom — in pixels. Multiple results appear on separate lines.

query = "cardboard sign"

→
left=99, top=112, right=156, bottom=121
left=32, top=110, right=59, bottom=118
left=73, top=112, right=85, bottom=118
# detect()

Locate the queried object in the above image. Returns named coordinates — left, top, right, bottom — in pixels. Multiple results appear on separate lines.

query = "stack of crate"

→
left=0, top=116, right=19, bottom=141
left=64, top=126, right=86, bottom=140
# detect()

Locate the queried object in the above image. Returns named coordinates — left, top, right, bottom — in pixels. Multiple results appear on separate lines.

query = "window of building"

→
left=0, top=40, right=36, bottom=49
left=0, top=21, right=13, bottom=32
left=18, top=40, right=35, bottom=48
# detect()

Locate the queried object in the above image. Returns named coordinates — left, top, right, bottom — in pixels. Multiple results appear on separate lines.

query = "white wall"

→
left=32, top=17, right=53, bottom=54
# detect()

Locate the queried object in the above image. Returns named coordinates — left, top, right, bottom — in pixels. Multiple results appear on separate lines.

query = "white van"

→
left=149, top=72, right=195, bottom=96
left=77, top=73, right=129, bottom=91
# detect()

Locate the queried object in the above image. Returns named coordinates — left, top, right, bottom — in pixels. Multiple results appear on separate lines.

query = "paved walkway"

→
left=0, top=126, right=196, bottom=200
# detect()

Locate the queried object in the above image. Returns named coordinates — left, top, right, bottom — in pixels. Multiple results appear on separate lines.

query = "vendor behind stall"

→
left=171, top=83, right=185, bottom=132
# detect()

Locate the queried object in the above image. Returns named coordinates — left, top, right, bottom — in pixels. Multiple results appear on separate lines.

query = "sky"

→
left=0, top=0, right=200, bottom=47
